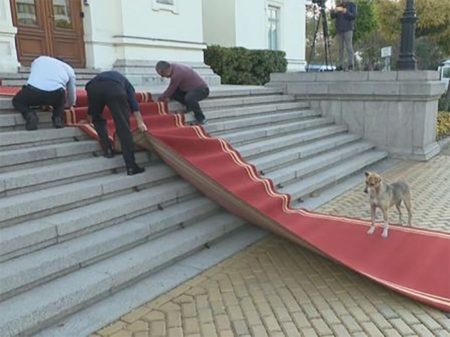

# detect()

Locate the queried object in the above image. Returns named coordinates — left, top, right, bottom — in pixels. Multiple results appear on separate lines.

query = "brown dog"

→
left=364, top=172, right=413, bottom=238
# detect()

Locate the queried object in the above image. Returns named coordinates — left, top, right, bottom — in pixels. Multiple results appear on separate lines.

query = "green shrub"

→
left=204, top=45, right=287, bottom=85
left=437, top=111, right=450, bottom=140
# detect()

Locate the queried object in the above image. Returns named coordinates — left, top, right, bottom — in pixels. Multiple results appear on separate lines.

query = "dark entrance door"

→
left=10, top=0, right=86, bottom=67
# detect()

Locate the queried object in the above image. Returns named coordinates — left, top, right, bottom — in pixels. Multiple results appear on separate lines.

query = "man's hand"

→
left=134, top=111, right=148, bottom=132
left=342, top=8, right=347, bottom=13
left=137, top=121, right=148, bottom=132
left=86, top=114, right=93, bottom=124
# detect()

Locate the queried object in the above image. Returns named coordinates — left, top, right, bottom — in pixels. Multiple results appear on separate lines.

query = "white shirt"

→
left=27, top=56, right=77, bottom=107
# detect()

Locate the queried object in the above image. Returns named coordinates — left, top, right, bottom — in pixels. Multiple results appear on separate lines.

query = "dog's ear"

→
left=365, top=171, right=370, bottom=177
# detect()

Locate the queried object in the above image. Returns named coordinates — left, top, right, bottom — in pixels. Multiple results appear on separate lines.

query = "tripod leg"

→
left=307, top=8, right=322, bottom=71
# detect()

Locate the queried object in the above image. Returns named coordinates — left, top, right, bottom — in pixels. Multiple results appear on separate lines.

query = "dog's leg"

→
left=396, top=202, right=402, bottom=225
left=381, top=208, right=389, bottom=238
left=403, top=190, right=413, bottom=226
left=367, top=205, right=376, bottom=235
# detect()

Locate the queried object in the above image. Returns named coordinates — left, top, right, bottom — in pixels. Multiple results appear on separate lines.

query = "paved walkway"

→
left=92, top=146, right=450, bottom=337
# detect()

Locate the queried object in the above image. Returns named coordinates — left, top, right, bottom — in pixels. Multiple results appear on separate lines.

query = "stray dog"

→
left=364, top=171, right=412, bottom=238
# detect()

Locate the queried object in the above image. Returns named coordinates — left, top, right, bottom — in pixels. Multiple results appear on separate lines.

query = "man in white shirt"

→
left=12, top=56, right=77, bottom=130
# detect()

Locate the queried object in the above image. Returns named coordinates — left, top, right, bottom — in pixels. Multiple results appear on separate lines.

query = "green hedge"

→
left=204, top=45, right=287, bottom=86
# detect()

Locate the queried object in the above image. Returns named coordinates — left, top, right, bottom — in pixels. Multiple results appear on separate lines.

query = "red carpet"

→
left=2, top=86, right=450, bottom=312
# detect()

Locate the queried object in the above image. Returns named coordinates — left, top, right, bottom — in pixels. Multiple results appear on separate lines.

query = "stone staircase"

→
left=0, top=86, right=387, bottom=336
left=0, top=68, right=99, bottom=88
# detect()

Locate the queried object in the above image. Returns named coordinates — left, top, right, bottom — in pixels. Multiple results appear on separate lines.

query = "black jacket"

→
left=86, top=71, right=139, bottom=112
left=331, top=1, right=357, bottom=33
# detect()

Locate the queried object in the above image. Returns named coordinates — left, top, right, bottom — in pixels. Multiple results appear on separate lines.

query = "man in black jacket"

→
left=331, top=0, right=357, bottom=71
left=85, top=71, right=147, bottom=176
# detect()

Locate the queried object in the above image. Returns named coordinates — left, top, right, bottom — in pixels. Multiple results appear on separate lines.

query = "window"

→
left=157, top=0, right=174, bottom=4
left=15, top=0, right=38, bottom=26
left=268, top=6, right=280, bottom=50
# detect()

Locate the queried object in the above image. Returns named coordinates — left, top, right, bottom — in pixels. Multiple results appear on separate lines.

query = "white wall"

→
left=0, top=0, right=18, bottom=72
left=283, top=0, right=306, bottom=71
left=202, top=0, right=236, bottom=47
left=234, top=0, right=266, bottom=49
left=204, top=0, right=306, bottom=71
left=83, top=0, right=206, bottom=70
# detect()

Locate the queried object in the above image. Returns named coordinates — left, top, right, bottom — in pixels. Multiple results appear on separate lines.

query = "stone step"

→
left=0, top=140, right=100, bottom=173
left=0, top=128, right=88, bottom=151
left=0, top=212, right=246, bottom=337
left=0, top=79, right=90, bottom=87
left=202, top=101, right=309, bottom=121
left=0, top=163, right=178, bottom=227
left=206, top=109, right=321, bottom=133
left=201, top=94, right=297, bottom=110
left=35, top=225, right=265, bottom=337
left=266, top=141, right=376, bottom=186
left=0, top=180, right=197, bottom=262
left=0, top=152, right=150, bottom=197
left=0, top=196, right=219, bottom=301
left=219, top=117, right=335, bottom=145
left=248, top=133, right=361, bottom=173
left=236, top=125, right=349, bottom=159
left=0, top=111, right=53, bottom=130
left=282, top=150, right=389, bottom=202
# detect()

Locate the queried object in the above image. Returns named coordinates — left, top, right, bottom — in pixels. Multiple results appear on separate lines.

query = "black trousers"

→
left=171, top=87, right=209, bottom=121
left=12, top=85, right=65, bottom=120
left=86, top=80, right=137, bottom=169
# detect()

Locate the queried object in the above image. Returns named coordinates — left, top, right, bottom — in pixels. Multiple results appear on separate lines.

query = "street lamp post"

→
left=397, top=0, right=417, bottom=70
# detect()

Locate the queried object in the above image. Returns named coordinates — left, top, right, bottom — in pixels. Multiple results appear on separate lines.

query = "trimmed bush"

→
left=437, top=111, right=450, bottom=140
left=204, top=45, right=287, bottom=86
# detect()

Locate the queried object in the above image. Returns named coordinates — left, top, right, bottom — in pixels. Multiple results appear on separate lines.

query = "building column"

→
left=0, top=0, right=18, bottom=73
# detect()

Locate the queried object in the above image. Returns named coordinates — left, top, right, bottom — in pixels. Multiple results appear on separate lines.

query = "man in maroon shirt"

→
left=156, top=61, right=209, bottom=125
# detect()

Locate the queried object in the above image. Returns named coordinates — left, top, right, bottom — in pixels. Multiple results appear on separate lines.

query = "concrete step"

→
left=0, top=163, right=178, bottom=227
left=0, top=197, right=219, bottom=301
left=0, top=111, right=54, bottom=130
left=202, top=101, right=310, bottom=122
left=0, top=213, right=246, bottom=337
left=200, top=94, right=298, bottom=110
left=219, top=117, right=335, bottom=145
left=248, top=133, right=361, bottom=173
left=0, top=180, right=197, bottom=262
left=0, top=128, right=88, bottom=151
left=266, top=141, right=376, bottom=186
left=0, top=140, right=100, bottom=173
left=236, top=125, right=349, bottom=159
left=35, top=225, right=266, bottom=337
left=282, top=150, right=389, bottom=202
left=0, top=78, right=90, bottom=87
left=0, top=152, right=150, bottom=197
left=206, top=109, right=321, bottom=133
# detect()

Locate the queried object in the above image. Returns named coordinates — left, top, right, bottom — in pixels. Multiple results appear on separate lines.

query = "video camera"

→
left=312, top=0, right=326, bottom=7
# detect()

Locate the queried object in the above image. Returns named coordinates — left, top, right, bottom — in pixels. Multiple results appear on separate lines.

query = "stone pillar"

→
left=0, top=0, right=18, bottom=73
left=268, top=71, right=447, bottom=161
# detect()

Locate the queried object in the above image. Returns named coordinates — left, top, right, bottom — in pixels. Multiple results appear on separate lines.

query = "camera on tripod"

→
left=311, top=0, right=326, bottom=7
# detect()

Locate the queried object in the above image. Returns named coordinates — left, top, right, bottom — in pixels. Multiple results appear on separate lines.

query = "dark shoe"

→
left=25, top=112, right=39, bottom=131
left=103, top=148, right=115, bottom=159
left=191, top=118, right=208, bottom=126
left=336, top=66, right=344, bottom=72
left=127, top=166, right=145, bottom=176
left=348, top=65, right=354, bottom=71
left=52, top=116, right=64, bottom=129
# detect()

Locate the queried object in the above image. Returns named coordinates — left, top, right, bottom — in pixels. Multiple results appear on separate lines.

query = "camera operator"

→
left=331, top=0, right=357, bottom=71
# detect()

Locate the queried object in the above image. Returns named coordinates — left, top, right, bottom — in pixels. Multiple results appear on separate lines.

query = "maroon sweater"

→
left=158, top=64, right=208, bottom=101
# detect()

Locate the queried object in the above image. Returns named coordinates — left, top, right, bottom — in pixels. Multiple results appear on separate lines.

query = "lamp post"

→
left=396, top=0, right=417, bottom=70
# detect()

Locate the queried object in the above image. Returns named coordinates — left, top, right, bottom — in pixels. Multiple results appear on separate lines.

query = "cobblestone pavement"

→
left=93, top=150, right=450, bottom=337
